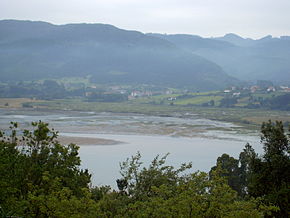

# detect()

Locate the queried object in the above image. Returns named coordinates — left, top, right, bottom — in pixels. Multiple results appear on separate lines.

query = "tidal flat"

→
left=0, top=108, right=262, bottom=187
left=0, top=108, right=259, bottom=140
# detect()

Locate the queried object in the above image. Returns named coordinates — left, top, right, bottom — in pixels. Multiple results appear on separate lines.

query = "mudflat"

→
left=57, top=135, right=123, bottom=146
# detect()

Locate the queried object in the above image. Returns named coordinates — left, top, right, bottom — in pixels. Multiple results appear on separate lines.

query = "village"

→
left=0, top=79, right=289, bottom=110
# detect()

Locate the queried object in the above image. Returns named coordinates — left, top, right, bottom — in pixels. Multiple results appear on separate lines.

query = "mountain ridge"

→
left=151, top=33, right=290, bottom=84
left=0, top=19, right=237, bottom=90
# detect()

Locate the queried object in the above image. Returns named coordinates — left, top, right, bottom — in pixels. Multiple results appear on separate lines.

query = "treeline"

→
left=0, top=121, right=289, bottom=217
left=219, top=93, right=290, bottom=110
left=87, top=92, right=128, bottom=102
left=0, top=80, right=128, bottom=102
left=257, top=93, right=290, bottom=110
left=0, top=80, right=82, bottom=100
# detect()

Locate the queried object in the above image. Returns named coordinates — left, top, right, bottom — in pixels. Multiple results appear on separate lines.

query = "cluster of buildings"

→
left=85, top=85, right=172, bottom=100
left=223, top=85, right=290, bottom=97
left=280, top=86, right=290, bottom=92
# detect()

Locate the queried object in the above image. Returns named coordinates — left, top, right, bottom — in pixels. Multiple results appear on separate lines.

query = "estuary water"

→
left=64, top=133, right=260, bottom=187
left=0, top=109, right=262, bottom=187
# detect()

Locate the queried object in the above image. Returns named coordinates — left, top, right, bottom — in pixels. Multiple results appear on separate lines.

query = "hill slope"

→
left=149, top=33, right=290, bottom=84
left=0, top=20, right=236, bottom=90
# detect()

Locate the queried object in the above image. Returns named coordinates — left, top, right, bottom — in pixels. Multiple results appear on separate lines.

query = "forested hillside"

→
left=150, top=33, right=290, bottom=84
left=0, top=20, right=236, bottom=91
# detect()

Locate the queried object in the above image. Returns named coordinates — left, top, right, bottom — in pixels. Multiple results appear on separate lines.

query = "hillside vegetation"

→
left=0, top=20, right=236, bottom=91
left=150, top=33, right=290, bottom=84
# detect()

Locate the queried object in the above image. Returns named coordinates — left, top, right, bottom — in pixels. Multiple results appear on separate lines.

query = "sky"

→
left=1, top=0, right=290, bottom=39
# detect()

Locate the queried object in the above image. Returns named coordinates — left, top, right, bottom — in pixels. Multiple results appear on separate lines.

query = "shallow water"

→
left=61, top=133, right=261, bottom=187
left=1, top=109, right=262, bottom=188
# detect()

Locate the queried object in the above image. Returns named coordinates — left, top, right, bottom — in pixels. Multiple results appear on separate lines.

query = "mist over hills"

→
left=0, top=20, right=237, bottom=91
left=1, top=20, right=289, bottom=90
left=150, top=33, right=290, bottom=84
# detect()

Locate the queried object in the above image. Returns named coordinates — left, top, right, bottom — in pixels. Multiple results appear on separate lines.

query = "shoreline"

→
left=57, top=135, right=124, bottom=146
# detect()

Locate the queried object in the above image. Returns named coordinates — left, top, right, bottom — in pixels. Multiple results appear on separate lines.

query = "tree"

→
left=247, top=120, right=290, bottom=217
left=220, top=97, right=237, bottom=107
left=210, top=153, right=243, bottom=196
left=113, top=153, right=275, bottom=217
left=117, top=152, right=192, bottom=200
left=0, top=121, right=93, bottom=217
left=210, top=144, right=258, bottom=198
left=119, top=166, right=275, bottom=218
left=0, top=121, right=283, bottom=217
left=238, top=143, right=257, bottom=197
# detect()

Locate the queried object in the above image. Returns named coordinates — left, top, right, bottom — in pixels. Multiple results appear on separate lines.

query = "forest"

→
left=0, top=120, right=289, bottom=217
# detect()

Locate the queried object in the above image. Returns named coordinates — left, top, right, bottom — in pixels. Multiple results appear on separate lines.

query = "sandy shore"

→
left=57, top=135, right=123, bottom=146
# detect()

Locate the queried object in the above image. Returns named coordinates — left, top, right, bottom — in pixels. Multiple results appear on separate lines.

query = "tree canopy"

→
left=210, top=120, right=289, bottom=217
left=1, top=120, right=287, bottom=217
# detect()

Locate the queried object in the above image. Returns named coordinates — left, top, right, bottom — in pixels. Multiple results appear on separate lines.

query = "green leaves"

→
left=117, top=152, right=192, bottom=200
left=261, top=120, right=289, bottom=159
left=0, top=120, right=285, bottom=217
left=113, top=153, right=274, bottom=217
left=0, top=121, right=91, bottom=217
left=245, top=120, right=290, bottom=217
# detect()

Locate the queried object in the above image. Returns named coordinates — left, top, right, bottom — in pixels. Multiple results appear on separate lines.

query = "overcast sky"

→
left=1, top=0, right=289, bottom=39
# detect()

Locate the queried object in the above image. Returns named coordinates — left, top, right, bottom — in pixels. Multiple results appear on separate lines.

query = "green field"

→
left=174, top=96, right=223, bottom=105
left=133, top=91, right=222, bottom=106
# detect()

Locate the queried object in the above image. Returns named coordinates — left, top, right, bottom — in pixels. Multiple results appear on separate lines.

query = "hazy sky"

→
left=1, top=0, right=290, bottom=38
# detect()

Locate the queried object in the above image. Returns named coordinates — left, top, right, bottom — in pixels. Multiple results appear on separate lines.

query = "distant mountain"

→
left=0, top=20, right=237, bottom=91
left=214, top=33, right=255, bottom=47
left=148, top=33, right=235, bottom=51
left=150, top=33, right=290, bottom=84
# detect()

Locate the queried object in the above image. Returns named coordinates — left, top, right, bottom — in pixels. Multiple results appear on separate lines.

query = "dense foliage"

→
left=0, top=121, right=93, bottom=217
left=249, top=121, right=290, bottom=217
left=1, top=120, right=289, bottom=217
left=211, top=120, right=290, bottom=217
left=0, top=80, right=81, bottom=100
left=0, top=80, right=129, bottom=102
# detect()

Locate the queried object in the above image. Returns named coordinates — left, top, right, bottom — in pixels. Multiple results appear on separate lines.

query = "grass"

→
left=253, top=92, right=284, bottom=99
left=174, top=96, right=223, bottom=105
left=132, top=91, right=223, bottom=106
